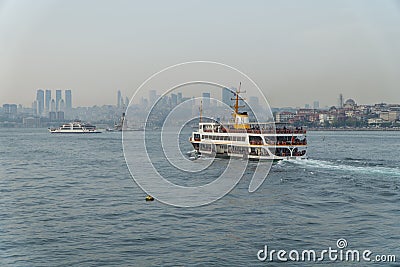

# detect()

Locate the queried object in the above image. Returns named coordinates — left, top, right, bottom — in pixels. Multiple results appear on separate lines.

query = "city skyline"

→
left=1, top=1, right=400, bottom=107
left=1, top=88, right=398, bottom=111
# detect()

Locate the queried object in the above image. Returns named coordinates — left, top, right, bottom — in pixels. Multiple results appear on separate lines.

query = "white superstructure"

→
left=189, top=87, right=307, bottom=160
left=49, top=121, right=101, bottom=133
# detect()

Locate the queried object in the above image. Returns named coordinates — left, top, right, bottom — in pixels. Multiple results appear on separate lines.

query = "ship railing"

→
left=275, top=141, right=307, bottom=146
left=249, top=141, right=263, bottom=145
left=201, top=125, right=306, bottom=134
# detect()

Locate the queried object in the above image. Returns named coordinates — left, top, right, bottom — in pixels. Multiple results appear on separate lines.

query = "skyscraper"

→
left=149, top=90, right=157, bottom=104
left=117, top=90, right=122, bottom=108
left=36, top=89, right=44, bottom=116
left=59, top=99, right=65, bottom=112
left=170, top=93, right=178, bottom=107
left=249, top=96, right=259, bottom=107
left=125, top=96, right=129, bottom=107
left=177, top=92, right=182, bottom=104
left=313, top=100, right=319, bottom=109
left=222, top=88, right=232, bottom=107
left=202, top=92, right=210, bottom=108
left=65, top=89, right=72, bottom=109
left=45, top=90, right=51, bottom=113
left=32, top=100, right=38, bottom=115
left=50, top=99, right=56, bottom=112
left=56, top=90, right=62, bottom=111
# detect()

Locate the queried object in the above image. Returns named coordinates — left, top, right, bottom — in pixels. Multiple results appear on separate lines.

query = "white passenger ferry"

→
left=49, top=121, right=101, bottom=133
left=189, top=89, right=307, bottom=160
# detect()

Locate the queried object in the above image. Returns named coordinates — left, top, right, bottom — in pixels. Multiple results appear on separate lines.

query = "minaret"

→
left=339, top=93, right=343, bottom=109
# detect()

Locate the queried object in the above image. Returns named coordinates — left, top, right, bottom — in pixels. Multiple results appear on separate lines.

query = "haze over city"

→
left=1, top=0, right=400, bottom=107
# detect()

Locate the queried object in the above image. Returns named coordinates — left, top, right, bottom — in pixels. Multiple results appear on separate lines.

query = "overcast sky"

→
left=1, top=0, right=399, bottom=108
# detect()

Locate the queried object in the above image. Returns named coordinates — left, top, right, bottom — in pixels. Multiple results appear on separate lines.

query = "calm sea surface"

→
left=1, top=128, right=399, bottom=266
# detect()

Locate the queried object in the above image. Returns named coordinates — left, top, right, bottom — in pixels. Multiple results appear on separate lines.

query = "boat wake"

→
left=281, top=158, right=400, bottom=177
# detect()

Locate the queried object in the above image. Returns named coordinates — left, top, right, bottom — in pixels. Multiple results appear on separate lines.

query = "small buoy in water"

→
left=145, top=195, right=154, bottom=201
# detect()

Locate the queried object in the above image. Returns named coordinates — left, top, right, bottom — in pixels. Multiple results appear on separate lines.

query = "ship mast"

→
left=199, top=100, right=203, bottom=123
left=231, top=82, right=245, bottom=116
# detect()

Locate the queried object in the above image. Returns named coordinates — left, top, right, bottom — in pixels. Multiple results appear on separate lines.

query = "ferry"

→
left=189, top=88, right=307, bottom=161
left=49, top=121, right=101, bottom=133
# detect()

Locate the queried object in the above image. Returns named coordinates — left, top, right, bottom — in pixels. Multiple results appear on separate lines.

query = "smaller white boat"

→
left=49, top=121, right=101, bottom=133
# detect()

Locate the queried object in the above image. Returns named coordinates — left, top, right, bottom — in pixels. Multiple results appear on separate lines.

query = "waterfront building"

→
left=65, top=90, right=72, bottom=109
left=36, top=89, right=44, bottom=116
left=56, top=90, right=62, bottom=111
left=202, top=92, right=210, bottom=109
left=45, top=90, right=51, bottom=113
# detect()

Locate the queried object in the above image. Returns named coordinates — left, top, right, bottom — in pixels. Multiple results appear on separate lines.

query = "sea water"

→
left=1, top=128, right=399, bottom=266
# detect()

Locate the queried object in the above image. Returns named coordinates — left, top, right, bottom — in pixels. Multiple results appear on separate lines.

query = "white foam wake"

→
left=285, top=158, right=400, bottom=177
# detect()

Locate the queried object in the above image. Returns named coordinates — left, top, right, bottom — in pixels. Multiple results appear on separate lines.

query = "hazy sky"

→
left=1, top=0, right=400, bottom=108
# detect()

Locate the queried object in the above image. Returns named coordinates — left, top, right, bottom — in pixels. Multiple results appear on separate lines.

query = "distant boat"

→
left=106, top=113, right=126, bottom=132
left=49, top=121, right=101, bottom=133
left=106, top=113, right=145, bottom=132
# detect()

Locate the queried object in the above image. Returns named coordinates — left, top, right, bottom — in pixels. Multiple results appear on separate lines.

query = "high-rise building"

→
left=117, top=90, right=122, bottom=108
left=57, top=111, right=64, bottom=121
left=125, top=96, right=129, bottom=107
left=45, top=90, right=51, bottom=113
left=141, top=97, right=148, bottom=108
left=65, top=89, right=72, bottom=109
left=49, top=111, right=57, bottom=121
left=59, top=99, right=65, bottom=112
left=2, top=104, right=17, bottom=117
left=313, top=100, right=319, bottom=109
left=202, top=92, right=211, bottom=108
left=222, top=88, right=232, bottom=107
left=249, top=96, right=259, bottom=111
left=50, top=99, right=56, bottom=112
left=171, top=93, right=178, bottom=107
left=32, top=100, right=38, bottom=115
left=149, top=90, right=157, bottom=104
left=56, top=90, right=62, bottom=111
left=36, top=89, right=44, bottom=116
left=177, top=92, right=182, bottom=104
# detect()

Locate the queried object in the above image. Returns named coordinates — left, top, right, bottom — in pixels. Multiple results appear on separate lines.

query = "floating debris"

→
left=145, top=195, right=154, bottom=201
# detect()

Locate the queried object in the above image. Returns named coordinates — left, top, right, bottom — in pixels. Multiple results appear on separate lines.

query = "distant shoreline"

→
left=307, top=128, right=400, bottom=131
left=1, top=126, right=400, bottom=132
